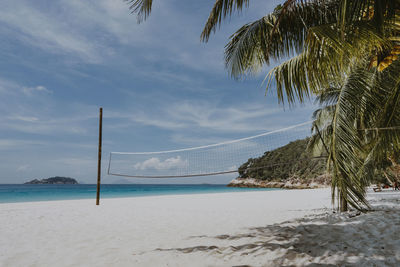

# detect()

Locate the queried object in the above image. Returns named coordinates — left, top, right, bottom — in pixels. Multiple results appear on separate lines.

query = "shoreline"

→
left=0, top=187, right=281, bottom=205
left=0, top=184, right=281, bottom=204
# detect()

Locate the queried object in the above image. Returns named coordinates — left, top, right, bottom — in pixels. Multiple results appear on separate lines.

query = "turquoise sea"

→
left=0, top=184, right=279, bottom=203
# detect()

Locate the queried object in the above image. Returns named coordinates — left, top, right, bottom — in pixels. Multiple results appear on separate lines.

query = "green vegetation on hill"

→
left=24, top=176, right=78, bottom=184
left=238, top=138, right=327, bottom=182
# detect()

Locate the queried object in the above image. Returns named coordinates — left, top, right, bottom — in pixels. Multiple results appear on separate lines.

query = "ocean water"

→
left=0, top=184, right=280, bottom=203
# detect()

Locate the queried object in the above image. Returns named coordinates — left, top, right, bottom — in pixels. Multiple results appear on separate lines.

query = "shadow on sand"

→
left=156, top=198, right=400, bottom=266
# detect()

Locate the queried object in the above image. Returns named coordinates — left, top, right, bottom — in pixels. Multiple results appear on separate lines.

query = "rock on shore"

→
left=228, top=175, right=330, bottom=189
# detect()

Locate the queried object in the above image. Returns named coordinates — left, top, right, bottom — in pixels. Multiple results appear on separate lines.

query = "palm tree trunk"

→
left=340, top=191, right=348, bottom=212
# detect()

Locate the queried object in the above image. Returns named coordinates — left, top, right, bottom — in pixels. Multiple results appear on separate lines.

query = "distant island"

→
left=228, top=138, right=330, bottom=189
left=24, top=176, right=79, bottom=184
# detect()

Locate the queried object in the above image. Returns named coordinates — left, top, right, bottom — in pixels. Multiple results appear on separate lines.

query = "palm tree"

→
left=308, top=58, right=400, bottom=211
left=214, top=0, right=400, bottom=212
left=126, top=0, right=400, bottom=211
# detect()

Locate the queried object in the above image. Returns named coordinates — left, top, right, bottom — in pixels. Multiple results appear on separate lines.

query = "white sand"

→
left=1, top=188, right=399, bottom=266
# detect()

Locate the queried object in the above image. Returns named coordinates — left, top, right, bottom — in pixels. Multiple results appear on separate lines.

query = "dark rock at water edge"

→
left=228, top=175, right=330, bottom=189
left=24, top=176, right=79, bottom=184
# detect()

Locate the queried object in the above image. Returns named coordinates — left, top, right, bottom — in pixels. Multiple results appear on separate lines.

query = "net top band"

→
left=110, top=121, right=312, bottom=155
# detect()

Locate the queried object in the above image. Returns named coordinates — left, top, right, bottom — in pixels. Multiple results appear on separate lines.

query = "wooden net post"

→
left=96, top=107, right=103, bottom=205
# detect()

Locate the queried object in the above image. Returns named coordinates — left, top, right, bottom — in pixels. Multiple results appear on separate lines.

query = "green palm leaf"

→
left=126, top=0, right=153, bottom=23
left=201, top=0, right=250, bottom=42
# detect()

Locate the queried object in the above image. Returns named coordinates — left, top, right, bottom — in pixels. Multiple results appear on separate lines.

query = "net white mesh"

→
left=107, top=121, right=312, bottom=178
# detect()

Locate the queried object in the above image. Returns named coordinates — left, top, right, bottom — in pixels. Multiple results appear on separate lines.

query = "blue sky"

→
left=0, top=0, right=316, bottom=184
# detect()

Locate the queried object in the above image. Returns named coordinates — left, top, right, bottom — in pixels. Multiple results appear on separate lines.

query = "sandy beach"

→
left=1, top=188, right=399, bottom=266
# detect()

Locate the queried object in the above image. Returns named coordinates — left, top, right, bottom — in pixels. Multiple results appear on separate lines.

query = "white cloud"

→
left=170, top=134, right=228, bottom=147
left=0, top=1, right=103, bottom=63
left=23, top=85, right=52, bottom=96
left=8, top=115, right=39, bottom=122
left=167, top=102, right=272, bottom=132
left=0, top=139, right=45, bottom=150
left=51, top=157, right=95, bottom=166
left=132, top=115, right=186, bottom=130
left=1, top=116, right=91, bottom=135
left=0, top=78, right=90, bottom=137
left=17, top=164, right=30, bottom=172
left=99, top=100, right=315, bottom=144
left=128, top=101, right=282, bottom=133
left=0, top=138, right=97, bottom=151
left=0, top=78, right=98, bottom=136
left=133, top=156, right=188, bottom=171
left=0, top=77, right=24, bottom=97
left=228, top=165, right=238, bottom=171
left=0, top=0, right=230, bottom=71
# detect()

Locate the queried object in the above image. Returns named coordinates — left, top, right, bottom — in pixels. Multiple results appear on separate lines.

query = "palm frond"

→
left=264, top=52, right=315, bottom=104
left=360, top=59, right=400, bottom=160
left=201, top=0, right=250, bottom=42
left=231, top=9, right=395, bottom=104
left=329, top=63, right=377, bottom=211
left=338, top=0, right=399, bottom=33
left=307, top=21, right=390, bottom=58
left=309, top=110, right=334, bottom=155
left=315, top=86, right=341, bottom=105
left=264, top=47, right=346, bottom=104
left=224, top=1, right=339, bottom=78
left=125, top=0, right=153, bottom=23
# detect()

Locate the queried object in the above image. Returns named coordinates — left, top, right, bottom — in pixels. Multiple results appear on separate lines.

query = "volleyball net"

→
left=107, top=121, right=313, bottom=178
